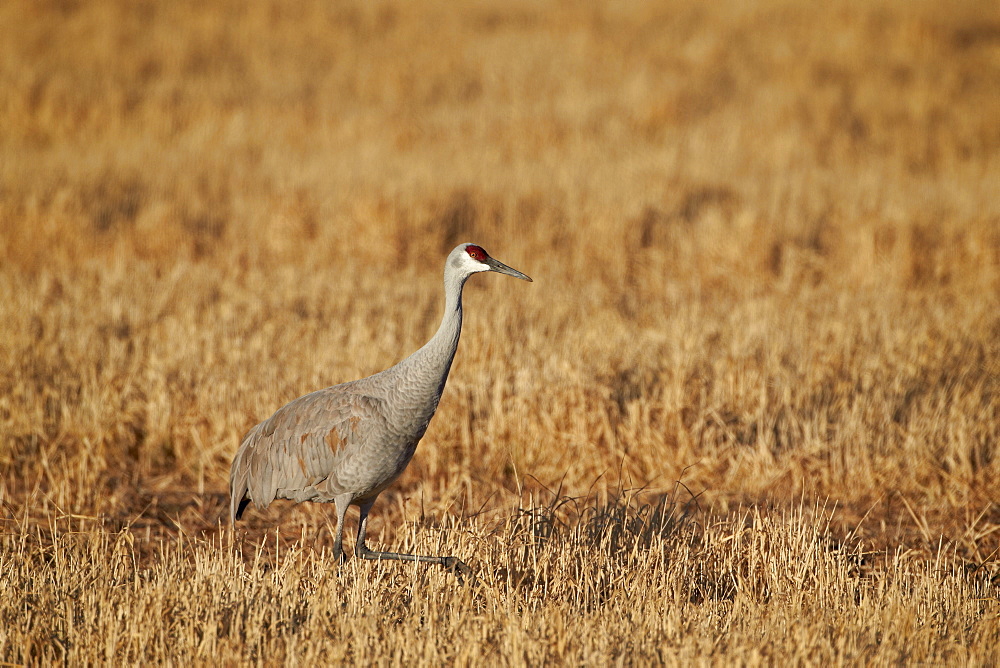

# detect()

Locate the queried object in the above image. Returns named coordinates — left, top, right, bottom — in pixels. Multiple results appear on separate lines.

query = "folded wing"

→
left=229, top=386, right=385, bottom=522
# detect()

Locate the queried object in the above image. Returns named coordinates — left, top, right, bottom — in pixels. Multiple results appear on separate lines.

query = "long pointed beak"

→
left=486, top=256, right=532, bottom=282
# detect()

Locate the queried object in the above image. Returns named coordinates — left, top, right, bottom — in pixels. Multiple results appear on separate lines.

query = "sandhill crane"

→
left=229, top=243, right=531, bottom=578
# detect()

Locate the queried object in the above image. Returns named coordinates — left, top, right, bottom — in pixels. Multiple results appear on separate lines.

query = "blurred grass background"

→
left=1, top=0, right=998, bottom=561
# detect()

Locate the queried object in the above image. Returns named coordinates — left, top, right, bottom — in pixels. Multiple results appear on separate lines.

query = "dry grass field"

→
left=2, top=0, right=1000, bottom=663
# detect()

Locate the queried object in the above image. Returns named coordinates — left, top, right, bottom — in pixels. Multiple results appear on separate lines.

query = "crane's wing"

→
left=229, top=385, right=385, bottom=523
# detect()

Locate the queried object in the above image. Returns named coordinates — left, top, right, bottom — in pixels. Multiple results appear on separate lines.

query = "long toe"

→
left=442, top=556, right=477, bottom=586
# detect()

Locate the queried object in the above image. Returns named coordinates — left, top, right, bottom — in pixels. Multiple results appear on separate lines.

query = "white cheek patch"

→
left=461, top=254, right=490, bottom=273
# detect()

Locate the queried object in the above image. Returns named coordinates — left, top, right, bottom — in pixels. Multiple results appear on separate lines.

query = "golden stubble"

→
left=1, top=0, right=998, bottom=662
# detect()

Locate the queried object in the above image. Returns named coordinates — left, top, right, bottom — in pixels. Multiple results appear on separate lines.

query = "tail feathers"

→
left=229, top=444, right=252, bottom=524
left=232, top=496, right=250, bottom=523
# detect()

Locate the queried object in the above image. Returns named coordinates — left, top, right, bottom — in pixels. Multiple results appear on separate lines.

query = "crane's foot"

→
left=356, top=546, right=478, bottom=585
left=441, top=556, right=477, bottom=586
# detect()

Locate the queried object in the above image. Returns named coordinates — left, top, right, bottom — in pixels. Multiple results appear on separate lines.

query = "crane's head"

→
left=454, top=243, right=532, bottom=282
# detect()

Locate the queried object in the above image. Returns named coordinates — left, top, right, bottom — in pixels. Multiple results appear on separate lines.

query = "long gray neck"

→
left=389, top=265, right=468, bottom=412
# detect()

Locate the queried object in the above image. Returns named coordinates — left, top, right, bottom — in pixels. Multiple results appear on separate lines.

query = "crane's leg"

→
left=354, top=499, right=474, bottom=583
left=332, top=494, right=352, bottom=564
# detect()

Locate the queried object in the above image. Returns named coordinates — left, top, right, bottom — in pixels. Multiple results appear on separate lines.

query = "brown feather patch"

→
left=326, top=428, right=344, bottom=453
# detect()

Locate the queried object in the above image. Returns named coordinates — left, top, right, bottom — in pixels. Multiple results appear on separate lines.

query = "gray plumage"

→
left=229, top=243, right=531, bottom=576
